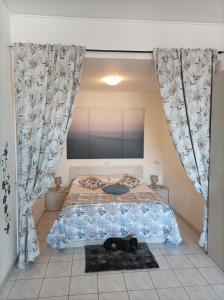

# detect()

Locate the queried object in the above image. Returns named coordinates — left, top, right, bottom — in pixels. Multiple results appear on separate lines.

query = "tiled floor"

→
left=1, top=211, right=224, bottom=300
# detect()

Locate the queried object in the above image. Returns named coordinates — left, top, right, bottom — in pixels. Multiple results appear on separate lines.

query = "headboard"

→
left=69, top=165, right=143, bottom=183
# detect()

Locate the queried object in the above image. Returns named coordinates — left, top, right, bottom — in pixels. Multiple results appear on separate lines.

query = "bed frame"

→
left=69, top=165, right=143, bottom=184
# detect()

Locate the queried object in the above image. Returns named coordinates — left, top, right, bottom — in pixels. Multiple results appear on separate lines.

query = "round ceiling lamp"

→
left=102, top=75, right=123, bottom=86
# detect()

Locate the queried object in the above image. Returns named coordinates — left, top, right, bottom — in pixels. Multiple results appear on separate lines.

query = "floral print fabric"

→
left=47, top=200, right=182, bottom=249
left=118, top=175, right=140, bottom=189
left=79, top=176, right=106, bottom=190
left=153, top=48, right=217, bottom=250
left=13, top=43, right=85, bottom=268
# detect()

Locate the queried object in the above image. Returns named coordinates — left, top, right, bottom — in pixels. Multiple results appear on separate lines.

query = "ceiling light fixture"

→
left=102, top=75, right=123, bottom=86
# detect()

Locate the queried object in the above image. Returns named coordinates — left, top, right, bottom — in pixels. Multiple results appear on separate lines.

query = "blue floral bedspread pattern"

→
left=47, top=194, right=182, bottom=249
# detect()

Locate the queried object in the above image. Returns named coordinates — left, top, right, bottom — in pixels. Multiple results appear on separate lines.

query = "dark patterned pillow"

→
left=79, top=176, right=106, bottom=190
left=117, top=175, right=140, bottom=189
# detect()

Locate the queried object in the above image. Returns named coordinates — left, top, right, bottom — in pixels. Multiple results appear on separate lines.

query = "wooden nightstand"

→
left=45, top=188, right=69, bottom=211
left=148, top=184, right=169, bottom=204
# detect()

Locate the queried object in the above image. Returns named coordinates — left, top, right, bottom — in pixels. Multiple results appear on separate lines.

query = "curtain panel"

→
left=13, top=43, right=85, bottom=268
left=153, top=48, right=217, bottom=250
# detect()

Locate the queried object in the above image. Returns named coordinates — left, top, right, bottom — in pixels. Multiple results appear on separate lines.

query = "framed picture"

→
left=67, top=107, right=144, bottom=159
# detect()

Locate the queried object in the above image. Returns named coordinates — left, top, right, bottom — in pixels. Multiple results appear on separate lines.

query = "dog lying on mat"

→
left=103, top=236, right=138, bottom=255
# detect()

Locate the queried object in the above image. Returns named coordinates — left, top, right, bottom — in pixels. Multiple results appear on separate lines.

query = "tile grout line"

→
left=68, top=248, right=75, bottom=299
left=122, top=271, right=130, bottom=300
left=36, top=224, right=52, bottom=299
left=147, top=269, right=161, bottom=300
left=5, top=278, right=17, bottom=300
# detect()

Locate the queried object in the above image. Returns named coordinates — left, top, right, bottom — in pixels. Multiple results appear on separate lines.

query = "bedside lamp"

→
left=150, top=175, right=158, bottom=187
left=54, top=176, right=62, bottom=190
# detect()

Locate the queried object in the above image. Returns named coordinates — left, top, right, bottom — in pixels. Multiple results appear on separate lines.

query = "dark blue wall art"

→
left=67, top=108, right=144, bottom=159
left=1, top=142, right=11, bottom=234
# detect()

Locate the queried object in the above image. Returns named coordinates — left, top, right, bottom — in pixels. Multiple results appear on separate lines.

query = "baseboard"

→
left=0, top=255, right=18, bottom=293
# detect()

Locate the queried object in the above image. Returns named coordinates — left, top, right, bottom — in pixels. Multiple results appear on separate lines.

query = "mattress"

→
left=47, top=183, right=182, bottom=249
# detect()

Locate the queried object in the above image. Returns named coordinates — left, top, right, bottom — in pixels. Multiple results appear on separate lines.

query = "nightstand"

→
left=148, top=184, right=169, bottom=204
left=45, top=188, right=69, bottom=211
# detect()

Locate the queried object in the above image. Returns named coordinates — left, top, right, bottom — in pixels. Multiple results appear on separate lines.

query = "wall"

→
left=10, top=14, right=224, bottom=233
left=208, top=70, right=224, bottom=271
left=10, top=15, right=224, bottom=50
left=32, top=197, right=45, bottom=226
left=161, top=111, right=204, bottom=231
left=0, top=0, right=17, bottom=287
left=56, top=91, right=164, bottom=186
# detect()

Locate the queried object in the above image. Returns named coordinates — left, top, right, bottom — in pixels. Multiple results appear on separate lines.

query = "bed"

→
left=47, top=166, right=182, bottom=249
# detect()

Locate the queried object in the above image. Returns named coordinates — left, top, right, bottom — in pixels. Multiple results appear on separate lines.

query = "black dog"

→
left=103, top=236, right=138, bottom=254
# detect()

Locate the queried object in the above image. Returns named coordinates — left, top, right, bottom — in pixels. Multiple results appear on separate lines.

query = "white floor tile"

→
left=212, top=284, right=224, bottom=299
left=73, top=248, right=85, bottom=261
left=70, top=275, right=98, bottom=295
left=18, top=263, right=48, bottom=280
left=174, top=268, right=207, bottom=286
left=69, top=294, right=98, bottom=300
left=0, top=280, right=15, bottom=300
left=147, top=244, right=162, bottom=256
left=8, top=266, right=21, bottom=280
left=50, top=249, right=74, bottom=262
left=35, top=255, right=50, bottom=264
left=158, top=244, right=184, bottom=256
left=166, top=255, right=194, bottom=269
left=198, top=267, right=224, bottom=284
left=98, top=273, right=126, bottom=293
left=8, top=279, right=42, bottom=299
left=128, top=289, right=159, bottom=300
left=45, top=261, right=72, bottom=277
left=187, top=254, right=216, bottom=268
left=39, top=297, right=68, bottom=300
left=39, top=276, right=70, bottom=298
left=72, top=260, right=86, bottom=276
left=185, top=285, right=220, bottom=300
left=157, top=287, right=189, bottom=300
left=149, top=270, right=181, bottom=288
left=153, top=255, right=171, bottom=270
left=124, top=271, right=154, bottom=290
left=99, top=291, right=129, bottom=300
left=180, top=242, right=203, bottom=255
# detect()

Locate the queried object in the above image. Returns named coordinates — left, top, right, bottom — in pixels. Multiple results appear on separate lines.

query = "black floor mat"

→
left=85, top=243, right=159, bottom=272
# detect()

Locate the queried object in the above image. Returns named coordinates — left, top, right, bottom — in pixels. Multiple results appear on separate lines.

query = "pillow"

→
left=79, top=176, right=106, bottom=190
left=73, top=175, right=109, bottom=185
left=117, top=175, right=140, bottom=189
left=108, top=174, right=126, bottom=183
left=102, top=184, right=129, bottom=195
left=109, top=174, right=144, bottom=184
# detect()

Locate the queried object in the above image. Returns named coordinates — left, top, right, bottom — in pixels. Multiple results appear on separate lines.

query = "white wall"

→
left=0, top=0, right=17, bottom=287
left=57, top=91, right=164, bottom=186
left=161, top=114, right=204, bottom=231
left=10, top=15, right=224, bottom=50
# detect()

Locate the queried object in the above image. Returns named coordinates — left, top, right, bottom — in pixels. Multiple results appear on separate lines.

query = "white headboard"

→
left=69, top=165, right=143, bottom=183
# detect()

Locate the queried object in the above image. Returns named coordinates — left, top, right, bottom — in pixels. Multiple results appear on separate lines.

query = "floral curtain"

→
left=13, top=43, right=85, bottom=268
left=153, top=48, right=217, bottom=250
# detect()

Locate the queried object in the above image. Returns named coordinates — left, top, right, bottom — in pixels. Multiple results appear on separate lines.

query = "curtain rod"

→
left=8, top=46, right=224, bottom=54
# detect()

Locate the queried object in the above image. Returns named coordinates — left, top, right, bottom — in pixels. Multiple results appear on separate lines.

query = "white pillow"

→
left=72, top=175, right=109, bottom=185
left=109, top=174, right=144, bottom=184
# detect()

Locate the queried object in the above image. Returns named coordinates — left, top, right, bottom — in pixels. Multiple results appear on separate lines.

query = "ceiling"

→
left=3, top=0, right=224, bottom=23
left=79, top=58, right=159, bottom=93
